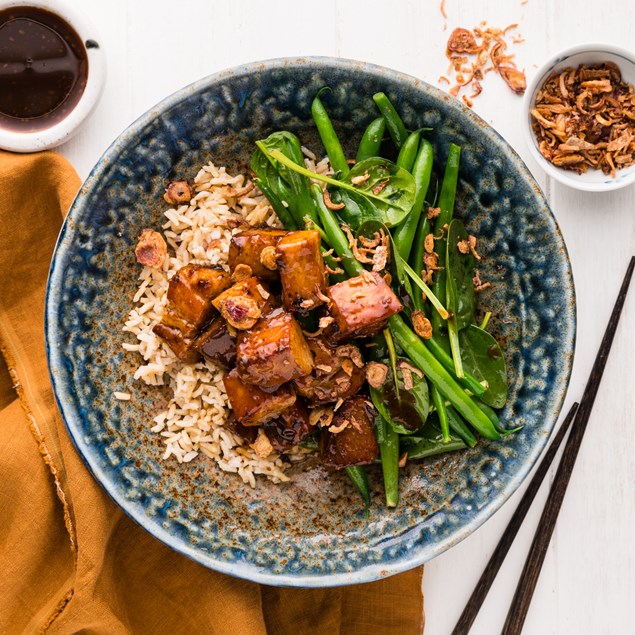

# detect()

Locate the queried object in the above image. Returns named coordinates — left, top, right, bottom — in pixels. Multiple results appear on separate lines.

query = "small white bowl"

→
left=0, top=0, right=105, bottom=152
left=523, top=43, right=635, bottom=192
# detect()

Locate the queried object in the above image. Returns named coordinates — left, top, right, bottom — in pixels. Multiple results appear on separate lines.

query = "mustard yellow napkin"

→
left=0, top=150, right=424, bottom=634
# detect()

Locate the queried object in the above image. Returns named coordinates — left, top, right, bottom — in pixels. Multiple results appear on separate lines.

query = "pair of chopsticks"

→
left=452, top=256, right=635, bottom=635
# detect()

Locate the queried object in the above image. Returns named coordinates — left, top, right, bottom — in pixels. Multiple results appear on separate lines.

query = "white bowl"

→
left=523, top=43, right=635, bottom=192
left=0, top=0, right=106, bottom=152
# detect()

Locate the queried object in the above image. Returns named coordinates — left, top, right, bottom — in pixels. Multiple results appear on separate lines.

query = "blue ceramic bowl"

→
left=45, top=57, right=575, bottom=587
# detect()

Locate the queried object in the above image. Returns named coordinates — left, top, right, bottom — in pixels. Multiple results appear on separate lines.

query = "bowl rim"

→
left=0, top=0, right=106, bottom=152
left=46, top=55, right=576, bottom=587
left=522, top=41, right=635, bottom=192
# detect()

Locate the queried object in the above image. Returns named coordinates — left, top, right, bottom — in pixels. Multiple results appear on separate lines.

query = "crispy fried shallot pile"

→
left=442, top=23, right=527, bottom=107
left=530, top=63, right=635, bottom=177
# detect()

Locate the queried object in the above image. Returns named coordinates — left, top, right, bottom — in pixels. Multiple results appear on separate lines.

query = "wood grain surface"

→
left=57, top=2, right=635, bottom=633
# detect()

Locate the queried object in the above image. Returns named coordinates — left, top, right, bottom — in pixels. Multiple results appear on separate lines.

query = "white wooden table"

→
left=59, top=1, right=635, bottom=633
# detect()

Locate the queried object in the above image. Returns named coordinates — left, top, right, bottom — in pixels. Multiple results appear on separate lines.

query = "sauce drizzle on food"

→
left=0, top=6, right=88, bottom=132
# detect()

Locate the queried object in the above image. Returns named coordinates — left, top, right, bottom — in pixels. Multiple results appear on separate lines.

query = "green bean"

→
left=345, top=466, right=371, bottom=507
left=431, top=384, right=451, bottom=443
left=373, top=92, right=409, bottom=150
left=356, top=117, right=386, bottom=162
left=393, top=139, right=434, bottom=261
left=446, top=405, right=478, bottom=448
left=388, top=314, right=500, bottom=440
left=431, top=144, right=461, bottom=334
left=311, top=184, right=363, bottom=278
left=376, top=415, right=399, bottom=507
left=405, top=431, right=466, bottom=460
left=311, top=90, right=349, bottom=176
left=396, top=130, right=421, bottom=172
left=410, top=213, right=431, bottom=312
left=254, top=178, right=300, bottom=230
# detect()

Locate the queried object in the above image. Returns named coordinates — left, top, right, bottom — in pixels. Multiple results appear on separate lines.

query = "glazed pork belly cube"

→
left=294, top=338, right=365, bottom=404
left=152, top=313, right=200, bottom=363
left=212, top=276, right=272, bottom=330
left=222, top=368, right=296, bottom=426
left=167, top=264, right=231, bottom=328
left=194, top=317, right=236, bottom=369
left=263, top=399, right=315, bottom=452
left=276, top=230, right=327, bottom=313
left=236, top=307, right=314, bottom=388
left=228, top=228, right=288, bottom=282
left=326, top=271, right=402, bottom=340
left=319, top=395, right=379, bottom=469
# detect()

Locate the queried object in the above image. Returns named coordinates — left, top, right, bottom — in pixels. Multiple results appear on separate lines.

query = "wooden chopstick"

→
left=501, top=256, right=635, bottom=635
left=450, top=401, right=579, bottom=635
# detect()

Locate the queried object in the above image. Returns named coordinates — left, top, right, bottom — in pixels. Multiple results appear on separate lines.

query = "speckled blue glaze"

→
left=45, top=57, right=576, bottom=587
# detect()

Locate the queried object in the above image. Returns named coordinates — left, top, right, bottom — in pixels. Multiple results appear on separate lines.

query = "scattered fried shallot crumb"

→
left=424, top=233, right=435, bottom=254
left=323, top=188, right=345, bottom=210
left=260, top=246, right=278, bottom=270
left=366, top=362, right=388, bottom=388
left=372, top=245, right=389, bottom=272
left=310, top=406, right=334, bottom=428
left=231, top=264, right=253, bottom=282
left=427, top=207, right=441, bottom=220
left=439, top=75, right=450, bottom=85
left=164, top=180, right=192, bottom=205
left=351, top=171, right=370, bottom=185
left=398, top=452, right=408, bottom=468
left=445, top=23, right=526, bottom=105
left=412, top=310, right=433, bottom=339
left=224, top=182, right=254, bottom=198
left=531, top=63, right=635, bottom=177
left=475, top=282, right=492, bottom=292
left=440, top=0, right=447, bottom=30
left=251, top=429, right=274, bottom=458
left=457, top=239, right=470, bottom=254
left=468, top=235, right=482, bottom=260
left=135, top=229, right=167, bottom=269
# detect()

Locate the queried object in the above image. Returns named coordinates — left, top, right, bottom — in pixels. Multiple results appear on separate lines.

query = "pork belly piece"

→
left=326, top=272, right=402, bottom=340
left=320, top=395, right=379, bottom=469
left=236, top=307, right=314, bottom=388
left=294, top=338, right=365, bottom=404
left=228, top=228, right=287, bottom=282
left=222, top=368, right=296, bottom=426
left=167, top=264, right=231, bottom=328
left=263, top=399, right=315, bottom=452
left=194, top=317, right=236, bottom=369
left=212, top=276, right=272, bottom=330
left=152, top=308, right=200, bottom=362
left=276, top=230, right=327, bottom=313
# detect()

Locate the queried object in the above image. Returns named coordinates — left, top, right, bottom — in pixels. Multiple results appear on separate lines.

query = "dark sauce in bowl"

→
left=0, top=6, right=88, bottom=132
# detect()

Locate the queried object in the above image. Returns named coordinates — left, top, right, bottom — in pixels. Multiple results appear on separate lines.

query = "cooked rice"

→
left=122, top=156, right=331, bottom=487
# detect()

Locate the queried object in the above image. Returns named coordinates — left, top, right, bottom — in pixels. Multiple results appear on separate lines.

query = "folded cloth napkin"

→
left=0, top=150, right=425, bottom=635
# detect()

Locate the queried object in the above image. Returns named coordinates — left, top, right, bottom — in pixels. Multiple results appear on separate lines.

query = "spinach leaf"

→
left=254, top=132, right=318, bottom=225
left=264, top=149, right=415, bottom=229
left=399, top=420, right=466, bottom=460
left=370, top=357, right=430, bottom=435
left=446, top=218, right=477, bottom=331
left=459, top=324, right=508, bottom=408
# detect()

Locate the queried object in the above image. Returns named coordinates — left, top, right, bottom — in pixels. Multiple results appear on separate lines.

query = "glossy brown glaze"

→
left=228, top=228, right=287, bottom=282
left=236, top=307, right=314, bottom=388
left=167, top=264, right=230, bottom=328
left=276, top=230, right=327, bottom=312
left=0, top=6, right=87, bottom=131
left=294, top=337, right=365, bottom=404
left=222, top=368, right=296, bottom=426
left=194, top=317, right=236, bottom=368
left=263, top=399, right=315, bottom=452
left=320, top=395, right=379, bottom=469
left=327, top=272, right=403, bottom=340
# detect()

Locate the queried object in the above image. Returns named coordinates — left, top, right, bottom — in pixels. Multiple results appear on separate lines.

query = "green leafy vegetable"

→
left=370, top=357, right=430, bottom=435
left=446, top=219, right=477, bottom=331
left=253, top=132, right=318, bottom=225
left=459, top=325, right=508, bottom=409
left=263, top=148, right=416, bottom=229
